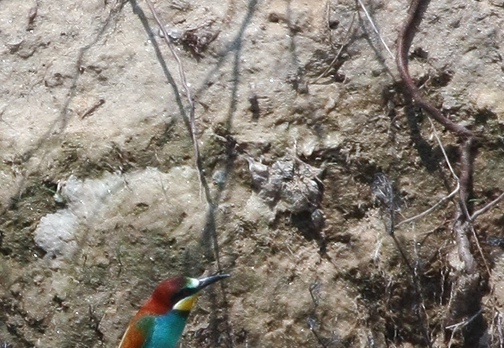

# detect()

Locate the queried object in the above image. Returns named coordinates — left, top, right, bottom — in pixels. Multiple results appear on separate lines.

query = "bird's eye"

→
left=172, top=287, right=197, bottom=305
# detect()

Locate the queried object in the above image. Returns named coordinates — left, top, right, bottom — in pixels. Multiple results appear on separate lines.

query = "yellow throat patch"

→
left=173, top=294, right=199, bottom=312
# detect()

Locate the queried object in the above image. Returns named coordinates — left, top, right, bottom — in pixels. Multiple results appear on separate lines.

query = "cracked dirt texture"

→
left=0, top=0, right=503, bottom=347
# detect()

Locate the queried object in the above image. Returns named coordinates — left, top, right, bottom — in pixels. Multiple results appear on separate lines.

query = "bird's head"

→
left=150, top=274, right=230, bottom=313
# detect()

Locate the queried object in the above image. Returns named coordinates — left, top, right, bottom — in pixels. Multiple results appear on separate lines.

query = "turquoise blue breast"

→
left=144, top=311, right=189, bottom=348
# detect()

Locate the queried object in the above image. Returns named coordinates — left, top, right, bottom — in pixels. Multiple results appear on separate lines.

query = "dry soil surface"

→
left=0, top=0, right=503, bottom=347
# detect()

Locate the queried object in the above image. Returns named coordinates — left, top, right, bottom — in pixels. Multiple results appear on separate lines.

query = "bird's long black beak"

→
left=197, top=273, right=230, bottom=291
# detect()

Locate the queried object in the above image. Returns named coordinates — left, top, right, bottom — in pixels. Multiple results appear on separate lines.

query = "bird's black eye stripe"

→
left=171, top=287, right=198, bottom=306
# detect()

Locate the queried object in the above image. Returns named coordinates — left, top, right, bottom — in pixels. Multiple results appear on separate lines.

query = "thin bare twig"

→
left=446, top=306, right=484, bottom=348
left=397, top=0, right=474, bottom=240
left=428, top=118, right=458, bottom=180
left=468, top=220, right=492, bottom=276
left=356, top=0, right=394, bottom=60
left=145, top=0, right=204, bottom=197
left=314, top=12, right=357, bottom=82
left=471, top=192, right=504, bottom=222
left=395, top=185, right=459, bottom=228
left=396, top=0, right=490, bottom=339
left=454, top=138, right=476, bottom=273
left=445, top=308, right=484, bottom=330
left=396, top=0, right=472, bottom=138
left=395, top=119, right=461, bottom=228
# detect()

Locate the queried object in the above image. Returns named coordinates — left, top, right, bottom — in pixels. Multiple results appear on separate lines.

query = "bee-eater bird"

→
left=118, top=274, right=229, bottom=348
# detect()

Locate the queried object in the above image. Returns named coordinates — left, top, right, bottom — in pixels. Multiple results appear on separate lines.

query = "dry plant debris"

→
left=372, top=172, right=400, bottom=235
left=246, top=155, right=325, bottom=228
